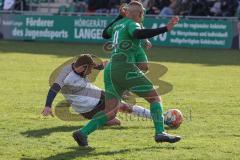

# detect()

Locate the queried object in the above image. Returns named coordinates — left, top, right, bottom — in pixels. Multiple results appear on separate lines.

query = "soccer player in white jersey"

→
left=42, top=54, right=152, bottom=125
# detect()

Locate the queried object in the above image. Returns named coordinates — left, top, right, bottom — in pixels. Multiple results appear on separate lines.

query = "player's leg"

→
left=73, top=105, right=117, bottom=147
left=115, top=64, right=164, bottom=134
left=110, top=58, right=166, bottom=133
left=81, top=110, right=121, bottom=126
left=73, top=107, right=109, bottom=146
left=72, top=69, right=119, bottom=147
left=104, top=97, right=121, bottom=125
left=106, top=117, right=121, bottom=126
left=118, top=102, right=152, bottom=119
left=102, top=67, right=122, bottom=122
left=133, top=87, right=165, bottom=133
left=128, top=73, right=181, bottom=143
left=136, top=88, right=181, bottom=143
left=80, top=91, right=121, bottom=126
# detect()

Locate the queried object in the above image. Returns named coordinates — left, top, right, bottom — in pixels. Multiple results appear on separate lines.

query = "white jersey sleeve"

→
left=54, top=64, right=73, bottom=88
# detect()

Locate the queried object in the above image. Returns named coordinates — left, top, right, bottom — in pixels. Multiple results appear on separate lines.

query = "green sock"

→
left=80, top=111, right=108, bottom=136
left=150, top=102, right=165, bottom=134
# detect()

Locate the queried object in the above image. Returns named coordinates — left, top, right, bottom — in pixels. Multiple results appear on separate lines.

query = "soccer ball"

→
left=164, top=109, right=183, bottom=129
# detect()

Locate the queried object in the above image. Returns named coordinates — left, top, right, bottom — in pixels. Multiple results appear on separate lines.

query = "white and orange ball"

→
left=164, top=109, right=183, bottom=129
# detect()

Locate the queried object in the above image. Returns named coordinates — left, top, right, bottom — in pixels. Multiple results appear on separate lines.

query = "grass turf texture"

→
left=0, top=40, right=240, bottom=160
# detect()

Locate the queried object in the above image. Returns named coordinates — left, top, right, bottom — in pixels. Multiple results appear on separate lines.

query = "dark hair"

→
left=73, top=54, right=95, bottom=68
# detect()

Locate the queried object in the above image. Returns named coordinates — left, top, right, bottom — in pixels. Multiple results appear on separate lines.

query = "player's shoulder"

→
left=116, top=17, right=132, bottom=25
left=53, top=64, right=73, bottom=87
left=123, top=17, right=134, bottom=24
left=64, top=71, right=85, bottom=85
left=58, top=64, right=72, bottom=77
left=61, top=64, right=72, bottom=71
left=118, top=18, right=141, bottom=29
left=112, top=17, right=128, bottom=30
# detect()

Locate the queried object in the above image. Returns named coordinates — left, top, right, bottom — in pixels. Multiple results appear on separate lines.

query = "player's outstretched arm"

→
left=93, top=61, right=108, bottom=70
left=133, top=16, right=179, bottom=39
left=42, top=83, right=61, bottom=117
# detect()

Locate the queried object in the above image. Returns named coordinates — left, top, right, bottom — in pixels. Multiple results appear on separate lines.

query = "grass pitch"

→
left=0, top=40, right=240, bottom=160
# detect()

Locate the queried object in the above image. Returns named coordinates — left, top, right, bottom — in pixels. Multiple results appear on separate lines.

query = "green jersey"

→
left=104, top=17, right=153, bottom=100
left=107, top=17, right=143, bottom=64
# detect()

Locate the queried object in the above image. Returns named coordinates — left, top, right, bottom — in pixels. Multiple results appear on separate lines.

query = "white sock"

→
left=132, top=105, right=152, bottom=119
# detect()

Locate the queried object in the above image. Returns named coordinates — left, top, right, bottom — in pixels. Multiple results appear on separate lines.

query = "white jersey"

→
left=54, top=64, right=102, bottom=113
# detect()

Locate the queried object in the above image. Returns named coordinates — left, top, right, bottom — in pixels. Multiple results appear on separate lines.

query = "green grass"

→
left=0, top=40, right=240, bottom=160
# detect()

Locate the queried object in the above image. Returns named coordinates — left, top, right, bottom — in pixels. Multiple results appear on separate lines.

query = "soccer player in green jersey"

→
left=102, top=0, right=151, bottom=71
left=72, top=1, right=180, bottom=147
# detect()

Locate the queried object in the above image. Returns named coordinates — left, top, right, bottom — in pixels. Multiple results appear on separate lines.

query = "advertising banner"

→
left=0, top=14, right=238, bottom=49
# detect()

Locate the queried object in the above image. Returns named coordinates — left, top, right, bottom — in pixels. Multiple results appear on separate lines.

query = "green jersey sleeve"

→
left=107, top=26, right=113, bottom=36
left=128, top=21, right=141, bottom=37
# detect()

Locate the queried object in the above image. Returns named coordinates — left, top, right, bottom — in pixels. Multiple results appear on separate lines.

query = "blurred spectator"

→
left=220, top=0, right=238, bottom=17
left=189, top=0, right=209, bottom=16
left=4, top=0, right=239, bottom=16
left=142, top=0, right=149, bottom=8
left=3, top=0, right=27, bottom=11
left=88, top=0, right=109, bottom=12
left=88, top=0, right=121, bottom=14
left=237, top=0, right=240, bottom=17
left=145, top=0, right=160, bottom=14
left=178, top=0, right=192, bottom=16
left=210, top=1, right=221, bottom=16
left=3, top=0, right=15, bottom=10
left=74, top=0, right=88, bottom=12
left=14, top=0, right=28, bottom=10
left=159, top=0, right=178, bottom=16
left=108, top=0, right=120, bottom=14
left=158, top=0, right=170, bottom=10
left=86, top=0, right=239, bottom=16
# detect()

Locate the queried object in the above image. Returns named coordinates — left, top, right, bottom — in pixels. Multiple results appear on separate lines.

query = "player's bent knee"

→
left=144, top=90, right=162, bottom=104
left=145, top=96, right=161, bottom=104
left=104, top=109, right=118, bottom=120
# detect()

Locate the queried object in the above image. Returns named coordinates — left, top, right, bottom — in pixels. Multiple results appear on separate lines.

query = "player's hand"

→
left=94, top=61, right=108, bottom=70
left=41, top=106, right=54, bottom=117
left=167, top=16, right=180, bottom=31
left=102, top=61, right=108, bottom=67
left=144, top=39, right=152, bottom=49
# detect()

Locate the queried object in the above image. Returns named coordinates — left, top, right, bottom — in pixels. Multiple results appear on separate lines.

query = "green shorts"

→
left=104, top=53, right=153, bottom=100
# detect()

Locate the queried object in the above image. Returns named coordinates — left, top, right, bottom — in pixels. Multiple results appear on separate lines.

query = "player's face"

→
left=84, top=65, right=94, bottom=75
left=135, top=10, right=144, bottom=23
left=74, top=64, right=94, bottom=77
